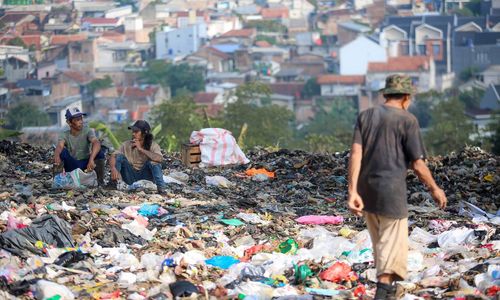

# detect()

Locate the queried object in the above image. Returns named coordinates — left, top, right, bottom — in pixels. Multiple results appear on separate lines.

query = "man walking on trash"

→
left=109, top=120, right=167, bottom=194
left=53, top=107, right=105, bottom=185
left=347, top=74, right=447, bottom=300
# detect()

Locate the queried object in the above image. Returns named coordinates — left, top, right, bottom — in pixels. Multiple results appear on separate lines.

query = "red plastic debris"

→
left=319, top=262, right=353, bottom=283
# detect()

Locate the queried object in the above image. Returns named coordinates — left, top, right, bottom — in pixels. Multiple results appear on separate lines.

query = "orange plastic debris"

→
left=245, top=168, right=275, bottom=178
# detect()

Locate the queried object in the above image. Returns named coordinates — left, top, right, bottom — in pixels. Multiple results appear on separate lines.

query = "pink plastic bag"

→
left=295, top=215, right=344, bottom=225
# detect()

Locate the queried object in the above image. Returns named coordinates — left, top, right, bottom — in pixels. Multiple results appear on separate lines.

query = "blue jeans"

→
left=114, top=154, right=166, bottom=190
left=60, top=148, right=105, bottom=172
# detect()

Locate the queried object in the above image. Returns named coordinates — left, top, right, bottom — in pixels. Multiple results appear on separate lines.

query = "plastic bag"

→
left=206, top=176, right=233, bottom=188
left=34, top=280, right=75, bottom=300
left=437, top=228, right=477, bottom=248
left=53, top=169, right=97, bottom=189
left=295, top=215, right=343, bottom=225
left=190, top=128, right=250, bottom=167
left=319, top=262, right=353, bottom=283
left=0, top=215, right=74, bottom=257
left=205, top=256, right=240, bottom=269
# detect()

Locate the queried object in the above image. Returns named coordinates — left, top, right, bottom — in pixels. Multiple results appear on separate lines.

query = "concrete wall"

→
left=340, top=36, right=387, bottom=75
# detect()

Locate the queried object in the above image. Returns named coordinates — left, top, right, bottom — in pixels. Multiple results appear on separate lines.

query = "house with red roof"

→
left=193, top=92, right=224, bottom=117
left=366, top=56, right=436, bottom=94
left=185, top=46, right=234, bottom=72
left=316, top=75, right=365, bottom=97
left=261, top=7, right=289, bottom=20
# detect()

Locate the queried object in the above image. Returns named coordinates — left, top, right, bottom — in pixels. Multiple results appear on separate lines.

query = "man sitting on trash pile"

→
left=53, top=107, right=105, bottom=185
left=347, top=74, right=447, bottom=300
left=109, top=120, right=167, bottom=194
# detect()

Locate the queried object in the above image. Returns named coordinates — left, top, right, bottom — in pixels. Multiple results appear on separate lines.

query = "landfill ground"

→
left=0, top=140, right=498, bottom=300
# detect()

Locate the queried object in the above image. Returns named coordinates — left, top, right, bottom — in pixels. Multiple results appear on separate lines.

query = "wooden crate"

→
left=181, top=143, right=201, bottom=167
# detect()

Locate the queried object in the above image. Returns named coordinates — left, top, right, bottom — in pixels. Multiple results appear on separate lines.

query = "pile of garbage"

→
left=0, top=140, right=498, bottom=299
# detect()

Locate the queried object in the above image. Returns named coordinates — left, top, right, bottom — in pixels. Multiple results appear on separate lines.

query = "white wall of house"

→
left=207, top=18, right=242, bottom=38
left=366, top=63, right=436, bottom=94
left=354, top=0, right=374, bottom=10
left=156, top=24, right=207, bottom=59
left=105, top=5, right=133, bottom=19
left=379, top=25, right=408, bottom=56
left=320, top=84, right=362, bottom=97
left=340, top=36, right=387, bottom=75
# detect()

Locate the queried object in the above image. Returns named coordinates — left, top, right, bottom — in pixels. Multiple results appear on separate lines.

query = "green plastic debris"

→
left=278, top=238, right=298, bottom=254
left=294, top=264, right=314, bottom=283
left=238, top=293, right=246, bottom=299
left=220, top=218, right=245, bottom=226
left=46, top=295, right=62, bottom=300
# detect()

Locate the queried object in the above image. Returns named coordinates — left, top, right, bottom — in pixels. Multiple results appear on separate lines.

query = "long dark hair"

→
left=143, top=131, right=153, bottom=151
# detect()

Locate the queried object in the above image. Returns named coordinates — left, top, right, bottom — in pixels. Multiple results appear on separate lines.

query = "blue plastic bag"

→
left=205, top=256, right=239, bottom=269
left=138, top=204, right=160, bottom=217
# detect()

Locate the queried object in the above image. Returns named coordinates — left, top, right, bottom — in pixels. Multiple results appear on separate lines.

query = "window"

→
left=432, top=44, right=440, bottom=56
left=417, top=45, right=426, bottom=55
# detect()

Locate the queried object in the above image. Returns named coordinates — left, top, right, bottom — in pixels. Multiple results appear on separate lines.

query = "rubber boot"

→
left=374, top=282, right=396, bottom=300
left=95, top=159, right=105, bottom=186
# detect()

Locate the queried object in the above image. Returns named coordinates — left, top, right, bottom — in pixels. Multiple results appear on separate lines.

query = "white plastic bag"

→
left=437, top=228, right=477, bottom=248
left=190, top=128, right=250, bottom=167
left=53, top=169, right=97, bottom=189
left=35, top=280, right=75, bottom=300
left=206, top=175, right=233, bottom=188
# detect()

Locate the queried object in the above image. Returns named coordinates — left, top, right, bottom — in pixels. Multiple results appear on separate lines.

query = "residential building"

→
left=281, top=54, right=326, bottom=77
left=97, top=41, right=152, bottom=72
left=477, top=65, right=500, bottom=86
left=466, top=83, right=500, bottom=137
left=0, top=45, right=32, bottom=83
left=155, top=24, right=207, bottom=60
left=337, top=21, right=372, bottom=45
left=453, top=31, right=500, bottom=76
left=218, top=28, right=256, bottom=46
left=366, top=56, right=436, bottom=93
left=46, top=96, right=83, bottom=127
left=339, top=36, right=387, bottom=75
left=379, top=15, right=500, bottom=75
left=317, top=75, right=365, bottom=97
left=185, top=46, right=234, bottom=72
left=81, top=17, right=122, bottom=32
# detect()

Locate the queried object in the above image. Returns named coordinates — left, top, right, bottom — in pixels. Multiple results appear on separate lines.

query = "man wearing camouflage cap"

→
left=347, top=74, right=447, bottom=299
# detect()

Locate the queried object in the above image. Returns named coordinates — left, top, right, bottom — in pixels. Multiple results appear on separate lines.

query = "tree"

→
left=410, top=91, right=442, bottom=128
left=302, top=77, right=320, bottom=98
left=88, top=76, right=113, bottom=94
left=298, top=98, right=357, bottom=151
left=7, top=37, right=27, bottom=48
left=140, top=61, right=205, bottom=97
left=6, top=103, right=50, bottom=130
left=222, top=82, right=294, bottom=149
left=458, top=87, right=484, bottom=110
left=459, top=66, right=479, bottom=82
left=424, top=97, right=475, bottom=155
left=150, top=93, right=205, bottom=151
left=486, top=113, right=500, bottom=155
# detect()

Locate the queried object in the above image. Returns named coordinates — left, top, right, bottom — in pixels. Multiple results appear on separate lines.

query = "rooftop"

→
left=368, top=56, right=430, bottom=72
left=317, top=75, right=365, bottom=85
left=221, top=28, right=256, bottom=38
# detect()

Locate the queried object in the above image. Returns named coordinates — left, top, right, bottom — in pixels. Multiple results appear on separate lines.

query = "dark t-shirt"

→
left=353, top=105, right=426, bottom=219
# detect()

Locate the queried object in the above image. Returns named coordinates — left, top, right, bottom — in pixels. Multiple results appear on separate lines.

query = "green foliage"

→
left=222, top=82, right=294, bottom=149
left=464, top=0, right=481, bottom=16
left=6, top=103, right=50, bottom=130
left=140, top=60, right=204, bottom=97
left=299, top=98, right=357, bottom=151
left=302, top=78, right=320, bottom=98
left=410, top=91, right=442, bottom=128
left=246, top=20, right=287, bottom=33
left=223, top=102, right=294, bottom=149
left=459, top=66, right=479, bottom=82
left=89, top=121, right=122, bottom=150
left=486, top=113, right=500, bottom=155
left=150, top=93, right=205, bottom=151
left=458, top=87, right=484, bottom=110
left=0, top=118, right=22, bottom=140
left=304, top=134, right=345, bottom=153
left=88, top=76, right=113, bottom=93
left=7, top=37, right=27, bottom=48
left=424, top=97, right=475, bottom=155
left=454, top=7, right=474, bottom=16
left=256, top=35, right=277, bottom=45
left=233, top=81, right=271, bottom=104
